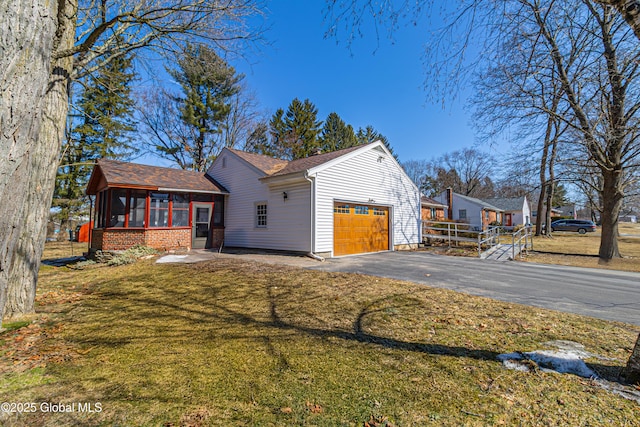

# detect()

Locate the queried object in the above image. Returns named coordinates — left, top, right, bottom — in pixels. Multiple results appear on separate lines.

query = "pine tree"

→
left=53, top=46, right=137, bottom=235
left=165, top=44, right=243, bottom=171
left=319, top=112, right=358, bottom=152
left=268, top=109, right=289, bottom=158
left=244, top=121, right=274, bottom=156
left=356, top=125, right=397, bottom=159
left=283, top=98, right=323, bottom=159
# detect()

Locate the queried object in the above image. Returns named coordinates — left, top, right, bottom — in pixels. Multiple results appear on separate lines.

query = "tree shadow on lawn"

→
left=70, top=269, right=633, bottom=387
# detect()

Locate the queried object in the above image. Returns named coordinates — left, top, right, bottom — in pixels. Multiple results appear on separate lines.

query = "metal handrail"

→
left=422, top=221, right=534, bottom=259
left=511, top=226, right=534, bottom=259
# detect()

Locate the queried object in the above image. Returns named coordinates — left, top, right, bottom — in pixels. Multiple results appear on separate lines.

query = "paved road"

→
left=308, top=251, right=640, bottom=326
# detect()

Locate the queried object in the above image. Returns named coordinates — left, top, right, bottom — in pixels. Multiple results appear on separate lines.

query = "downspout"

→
left=304, top=172, right=325, bottom=262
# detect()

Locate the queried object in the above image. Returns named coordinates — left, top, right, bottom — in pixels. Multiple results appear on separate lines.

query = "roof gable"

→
left=86, top=159, right=228, bottom=195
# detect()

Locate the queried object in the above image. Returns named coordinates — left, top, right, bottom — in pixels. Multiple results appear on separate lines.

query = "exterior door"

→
left=192, top=203, right=212, bottom=249
left=505, top=213, right=512, bottom=227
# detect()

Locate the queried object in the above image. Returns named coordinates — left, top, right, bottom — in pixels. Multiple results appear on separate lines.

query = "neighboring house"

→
left=86, top=160, right=228, bottom=251
left=421, top=196, right=447, bottom=221
left=620, top=214, right=637, bottom=223
left=556, top=204, right=578, bottom=219
left=434, top=189, right=503, bottom=230
left=86, top=141, right=422, bottom=257
left=483, top=196, right=531, bottom=228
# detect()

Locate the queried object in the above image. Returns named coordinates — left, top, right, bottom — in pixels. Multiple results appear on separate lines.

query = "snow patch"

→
left=498, top=341, right=597, bottom=378
left=156, top=255, right=189, bottom=264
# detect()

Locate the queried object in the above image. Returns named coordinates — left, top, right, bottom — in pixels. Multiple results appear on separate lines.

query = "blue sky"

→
left=230, top=0, right=489, bottom=163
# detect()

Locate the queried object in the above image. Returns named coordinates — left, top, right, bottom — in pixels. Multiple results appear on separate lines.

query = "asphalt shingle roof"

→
left=227, top=144, right=367, bottom=178
left=483, top=197, right=527, bottom=212
left=86, top=159, right=228, bottom=195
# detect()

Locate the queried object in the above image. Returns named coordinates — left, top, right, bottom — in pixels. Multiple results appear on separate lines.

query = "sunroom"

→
left=86, top=159, right=228, bottom=251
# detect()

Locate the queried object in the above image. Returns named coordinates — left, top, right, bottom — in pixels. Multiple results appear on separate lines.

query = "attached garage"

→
left=333, top=202, right=390, bottom=256
left=206, top=141, right=421, bottom=258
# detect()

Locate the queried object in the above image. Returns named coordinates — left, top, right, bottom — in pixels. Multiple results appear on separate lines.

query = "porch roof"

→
left=86, top=159, right=228, bottom=195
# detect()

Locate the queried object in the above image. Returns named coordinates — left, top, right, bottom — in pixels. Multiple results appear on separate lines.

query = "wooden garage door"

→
left=333, top=203, right=389, bottom=256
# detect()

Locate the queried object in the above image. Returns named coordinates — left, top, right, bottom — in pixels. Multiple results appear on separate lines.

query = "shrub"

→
left=93, top=245, right=159, bottom=266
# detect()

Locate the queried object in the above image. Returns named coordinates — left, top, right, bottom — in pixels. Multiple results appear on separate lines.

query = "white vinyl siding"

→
left=313, top=146, right=420, bottom=254
left=207, top=152, right=312, bottom=251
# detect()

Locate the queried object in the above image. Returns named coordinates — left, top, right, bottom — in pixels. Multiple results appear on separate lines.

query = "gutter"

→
left=304, top=172, right=324, bottom=262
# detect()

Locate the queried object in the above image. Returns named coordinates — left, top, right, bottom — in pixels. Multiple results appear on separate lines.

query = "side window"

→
left=149, top=192, right=169, bottom=227
left=256, top=203, right=267, bottom=228
left=459, top=209, right=467, bottom=220
left=171, top=193, right=190, bottom=227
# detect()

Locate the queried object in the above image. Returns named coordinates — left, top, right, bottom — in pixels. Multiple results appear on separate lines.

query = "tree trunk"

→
left=0, top=1, right=57, bottom=323
left=626, top=333, right=640, bottom=384
left=597, top=1, right=640, bottom=41
left=4, top=0, right=77, bottom=321
left=598, top=169, right=624, bottom=260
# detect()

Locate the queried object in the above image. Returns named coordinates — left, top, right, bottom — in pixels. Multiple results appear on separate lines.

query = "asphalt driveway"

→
left=308, top=251, right=640, bottom=326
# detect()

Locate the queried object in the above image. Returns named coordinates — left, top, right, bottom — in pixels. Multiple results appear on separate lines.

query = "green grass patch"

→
left=1, top=252, right=639, bottom=426
left=1, top=320, right=31, bottom=333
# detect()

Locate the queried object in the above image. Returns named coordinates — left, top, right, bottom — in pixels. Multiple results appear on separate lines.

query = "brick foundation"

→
left=92, top=228, right=190, bottom=251
left=91, top=227, right=224, bottom=252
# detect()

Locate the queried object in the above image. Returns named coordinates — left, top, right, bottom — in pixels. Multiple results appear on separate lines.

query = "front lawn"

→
left=1, top=248, right=639, bottom=426
left=527, top=223, right=640, bottom=272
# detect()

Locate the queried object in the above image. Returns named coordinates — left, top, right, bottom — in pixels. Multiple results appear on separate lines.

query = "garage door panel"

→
left=333, top=202, right=389, bottom=256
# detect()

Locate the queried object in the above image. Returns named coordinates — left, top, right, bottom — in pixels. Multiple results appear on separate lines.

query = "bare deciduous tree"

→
left=326, top=0, right=640, bottom=385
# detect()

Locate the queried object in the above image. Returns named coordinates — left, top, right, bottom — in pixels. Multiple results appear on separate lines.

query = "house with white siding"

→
left=87, top=141, right=422, bottom=257
left=435, top=189, right=503, bottom=231
left=209, top=141, right=421, bottom=257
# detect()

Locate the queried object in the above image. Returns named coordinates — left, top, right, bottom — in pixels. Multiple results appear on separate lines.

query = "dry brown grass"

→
left=1, top=245, right=639, bottom=426
left=526, top=223, right=640, bottom=272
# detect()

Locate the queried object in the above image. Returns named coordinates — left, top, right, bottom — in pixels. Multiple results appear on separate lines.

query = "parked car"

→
left=550, top=219, right=596, bottom=234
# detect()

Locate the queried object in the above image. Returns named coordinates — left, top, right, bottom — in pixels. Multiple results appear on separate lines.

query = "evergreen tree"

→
left=244, top=121, right=274, bottom=156
left=268, top=108, right=289, bottom=158
left=356, top=125, right=397, bottom=159
left=164, top=44, right=243, bottom=171
left=319, top=112, right=358, bottom=152
left=53, top=47, right=137, bottom=234
left=283, top=98, right=323, bottom=159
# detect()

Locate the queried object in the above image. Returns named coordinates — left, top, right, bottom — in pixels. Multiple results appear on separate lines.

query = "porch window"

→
left=430, top=207, right=437, bottom=219
left=110, top=189, right=127, bottom=227
left=149, top=192, right=169, bottom=227
left=213, top=195, right=225, bottom=226
left=128, top=190, right=146, bottom=227
left=256, top=203, right=267, bottom=228
left=171, top=193, right=190, bottom=227
left=96, top=190, right=107, bottom=228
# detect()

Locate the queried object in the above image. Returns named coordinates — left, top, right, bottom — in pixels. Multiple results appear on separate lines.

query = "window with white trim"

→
left=256, top=203, right=267, bottom=228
